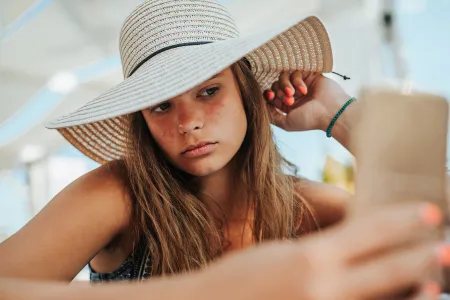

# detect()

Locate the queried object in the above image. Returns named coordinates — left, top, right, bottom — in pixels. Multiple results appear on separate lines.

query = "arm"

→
left=320, top=92, right=358, bottom=154
left=0, top=275, right=201, bottom=300
left=0, top=161, right=131, bottom=281
left=264, top=72, right=358, bottom=154
left=297, top=179, right=351, bottom=230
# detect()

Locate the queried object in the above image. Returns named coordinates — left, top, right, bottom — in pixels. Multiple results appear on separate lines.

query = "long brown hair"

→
left=123, top=59, right=315, bottom=276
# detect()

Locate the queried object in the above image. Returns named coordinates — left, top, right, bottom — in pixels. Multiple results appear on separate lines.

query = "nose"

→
left=177, top=103, right=204, bottom=135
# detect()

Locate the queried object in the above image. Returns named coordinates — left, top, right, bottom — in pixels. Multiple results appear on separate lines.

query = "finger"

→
left=381, top=285, right=420, bottom=300
left=324, top=202, right=443, bottom=261
left=279, top=71, right=296, bottom=106
left=409, top=282, right=441, bottom=300
left=371, top=285, right=436, bottom=300
left=345, top=242, right=441, bottom=300
left=271, top=80, right=284, bottom=102
left=268, top=105, right=289, bottom=130
left=271, top=80, right=294, bottom=106
left=267, top=83, right=290, bottom=112
left=290, top=70, right=308, bottom=95
left=279, top=71, right=295, bottom=96
left=271, top=97, right=290, bottom=113
left=263, top=89, right=275, bottom=101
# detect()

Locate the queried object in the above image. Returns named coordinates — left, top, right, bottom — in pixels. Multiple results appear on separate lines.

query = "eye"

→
left=199, top=87, right=219, bottom=97
left=151, top=102, right=171, bottom=113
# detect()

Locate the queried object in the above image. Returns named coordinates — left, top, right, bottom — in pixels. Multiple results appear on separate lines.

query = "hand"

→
left=263, top=71, right=352, bottom=132
left=199, top=202, right=446, bottom=300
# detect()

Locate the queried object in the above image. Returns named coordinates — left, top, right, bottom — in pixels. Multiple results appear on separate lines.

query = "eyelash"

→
left=150, top=86, right=220, bottom=113
left=199, top=86, right=220, bottom=97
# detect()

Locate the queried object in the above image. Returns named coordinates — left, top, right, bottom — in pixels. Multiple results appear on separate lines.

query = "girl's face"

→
left=141, top=67, right=247, bottom=177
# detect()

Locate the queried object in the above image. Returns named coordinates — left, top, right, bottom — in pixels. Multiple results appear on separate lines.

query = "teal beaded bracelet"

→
left=326, top=97, right=356, bottom=138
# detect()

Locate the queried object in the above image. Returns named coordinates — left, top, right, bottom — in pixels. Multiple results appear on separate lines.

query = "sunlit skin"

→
left=142, top=68, right=247, bottom=178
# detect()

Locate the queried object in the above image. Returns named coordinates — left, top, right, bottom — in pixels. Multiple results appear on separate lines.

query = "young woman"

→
left=0, top=0, right=447, bottom=298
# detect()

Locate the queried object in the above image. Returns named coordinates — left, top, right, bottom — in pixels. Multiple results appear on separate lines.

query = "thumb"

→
left=268, top=105, right=289, bottom=131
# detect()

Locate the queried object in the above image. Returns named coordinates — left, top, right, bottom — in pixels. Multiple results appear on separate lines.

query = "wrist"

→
left=320, top=94, right=357, bottom=153
left=320, top=94, right=356, bottom=133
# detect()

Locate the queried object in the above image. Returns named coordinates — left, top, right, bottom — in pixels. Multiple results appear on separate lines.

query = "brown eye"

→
left=200, top=87, right=219, bottom=97
left=151, top=102, right=171, bottom=113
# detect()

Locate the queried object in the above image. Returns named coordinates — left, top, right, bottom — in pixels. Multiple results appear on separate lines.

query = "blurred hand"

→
left=200, top=202, right=447, bottom=300
left=264, top=71, right=352, bottom=132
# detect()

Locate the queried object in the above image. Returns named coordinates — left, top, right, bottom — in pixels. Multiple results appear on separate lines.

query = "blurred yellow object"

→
left=322, top=156, right=355, bottom=193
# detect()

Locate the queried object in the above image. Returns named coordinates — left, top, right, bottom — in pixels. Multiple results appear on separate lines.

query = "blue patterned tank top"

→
left=89, top=241, right=152, bottom=282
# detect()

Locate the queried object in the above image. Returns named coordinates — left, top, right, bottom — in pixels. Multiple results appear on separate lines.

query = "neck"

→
left=197, top=162, right=247, bottom=219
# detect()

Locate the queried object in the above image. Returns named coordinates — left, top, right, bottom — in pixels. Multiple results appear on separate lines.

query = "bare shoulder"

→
left=73, top=159, right=131, bottom=206
left=77, top=159, right=127, bottom=190
left=59, top=159, right=133, bottom=230
left=293, top=177, right=351, bottom=230
left=0, top=160, right=133, bottom=281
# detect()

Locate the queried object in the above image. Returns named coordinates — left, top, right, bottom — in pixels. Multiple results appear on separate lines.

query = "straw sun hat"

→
left=46, top=0, right=334, bottom=164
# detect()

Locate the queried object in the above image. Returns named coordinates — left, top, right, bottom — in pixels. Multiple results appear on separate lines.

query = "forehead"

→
left=173, top=68, right=234, bottom=97
left=205, top=67, right=233, bottom=82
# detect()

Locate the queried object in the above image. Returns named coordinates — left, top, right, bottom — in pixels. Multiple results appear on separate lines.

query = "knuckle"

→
left=291, top=75, right=303, bottom=86
left=280, top=72, right=290, bottom=83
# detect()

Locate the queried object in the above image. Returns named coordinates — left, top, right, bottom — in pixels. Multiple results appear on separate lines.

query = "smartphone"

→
left=349, top=88, right=449, bottom=294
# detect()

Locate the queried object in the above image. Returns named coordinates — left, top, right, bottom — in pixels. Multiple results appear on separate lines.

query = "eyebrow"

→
left=194, top=72, right=223, bottom=91
left=207, top=73, right=223, bottom=81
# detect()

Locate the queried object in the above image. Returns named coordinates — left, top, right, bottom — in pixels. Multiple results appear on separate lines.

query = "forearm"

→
left=0, top=275, right=203, bottom=300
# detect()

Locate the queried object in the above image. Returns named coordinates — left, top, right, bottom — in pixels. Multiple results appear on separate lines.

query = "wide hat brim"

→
left=46, top=15, right=333, bottom=164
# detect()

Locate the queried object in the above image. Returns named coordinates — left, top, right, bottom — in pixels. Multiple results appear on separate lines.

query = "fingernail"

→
left=266, top=91, right=275, bottom=100
left=425, top=282, right=441, bottom=297
left=421, top=203, right=443, bottom=226
left=284, top=97, right=294, bottom=106
left=300, top=86, right=308, bottom=95
left=285, top=87, right=294, bottom=97
left=438, top=245, right=450, bottom=265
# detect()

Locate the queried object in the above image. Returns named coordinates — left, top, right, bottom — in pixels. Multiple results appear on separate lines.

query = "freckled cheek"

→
left=205, top=101, right=232, bottom=125
left=149, top=121, right=178, bottom=152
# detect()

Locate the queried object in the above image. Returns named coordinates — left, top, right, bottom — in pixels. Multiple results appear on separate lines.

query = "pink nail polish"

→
left=438, top=245, right=450, bottom=265
left=267, top=91, right=275, bottom=100
left=421, top=203, right=443, bottom=226
left=300, top=86, right=308, bottom=95
left=425, top=282, right=441, bottom=297
left=285, top=87, right=294, bottom=97
left=284, top=97, right=294, bottom=106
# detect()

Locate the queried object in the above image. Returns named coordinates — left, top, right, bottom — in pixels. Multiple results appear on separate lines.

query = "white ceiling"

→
left=0, top=0, right=386, bottom=169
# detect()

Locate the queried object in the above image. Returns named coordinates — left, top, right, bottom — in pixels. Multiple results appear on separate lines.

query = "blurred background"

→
left=0, top=0, right=449, bottom=280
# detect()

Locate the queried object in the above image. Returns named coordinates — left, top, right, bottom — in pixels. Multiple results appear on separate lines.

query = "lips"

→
left=181, top=142, right=217, bottom=157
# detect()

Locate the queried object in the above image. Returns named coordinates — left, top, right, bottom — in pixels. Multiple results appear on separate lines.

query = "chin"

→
left=183, top=164, right=223, bottom=177
left=179, top=159, right=228, bottom=177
